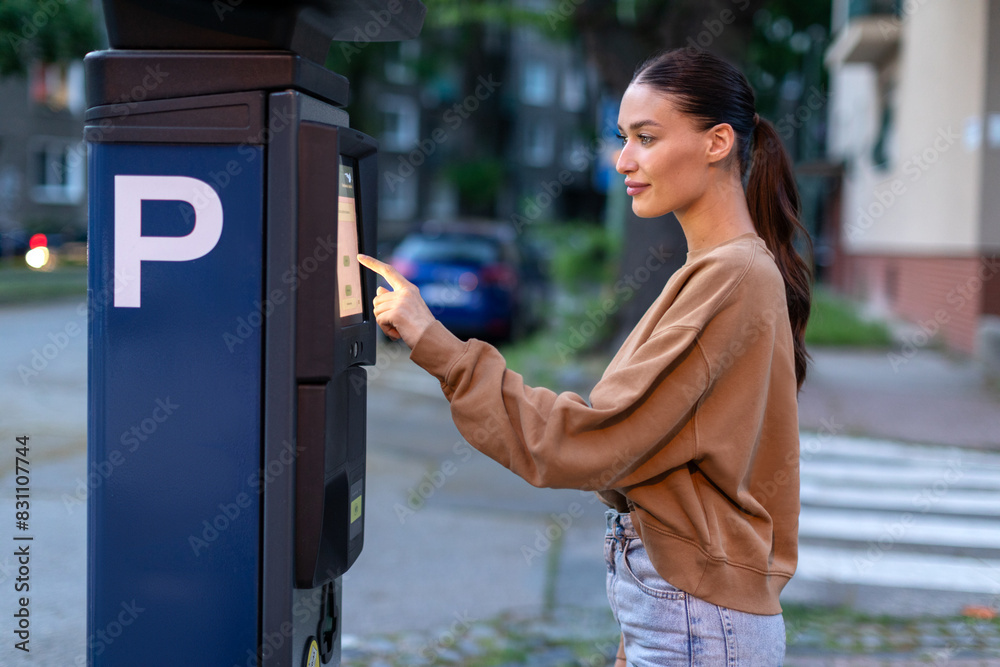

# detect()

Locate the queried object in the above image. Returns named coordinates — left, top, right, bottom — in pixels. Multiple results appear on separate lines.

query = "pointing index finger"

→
left=357, top=254, right=406, bottom=290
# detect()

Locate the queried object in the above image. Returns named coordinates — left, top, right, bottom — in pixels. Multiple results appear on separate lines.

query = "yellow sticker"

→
left=304, top=639, right=319, bottom=667
left=350, top=496, right=363, bottom=523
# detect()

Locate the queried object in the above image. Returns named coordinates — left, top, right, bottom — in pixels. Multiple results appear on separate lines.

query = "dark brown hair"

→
left=633, top=48, right=812, bottom=389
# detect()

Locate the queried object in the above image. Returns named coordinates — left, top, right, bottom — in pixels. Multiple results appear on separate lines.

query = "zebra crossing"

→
left=794, top=432, right=1000, bottom=599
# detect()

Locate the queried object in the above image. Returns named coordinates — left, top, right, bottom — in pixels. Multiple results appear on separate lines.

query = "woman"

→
left=358, top=48, right=810, bottom=666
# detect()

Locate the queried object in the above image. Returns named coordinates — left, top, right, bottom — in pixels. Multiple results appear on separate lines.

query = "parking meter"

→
left=85, top=2, right=424, bottom=665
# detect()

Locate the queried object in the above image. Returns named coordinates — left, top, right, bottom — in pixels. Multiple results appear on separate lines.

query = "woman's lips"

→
left=625, top=180, right=649, bottom=196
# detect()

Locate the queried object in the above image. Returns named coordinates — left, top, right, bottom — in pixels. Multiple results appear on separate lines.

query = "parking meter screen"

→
left=338, top=158, right=364, bottom=322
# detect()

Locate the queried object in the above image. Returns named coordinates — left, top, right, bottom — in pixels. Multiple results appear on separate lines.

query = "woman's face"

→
left=615, top=83, right=715, bottom=219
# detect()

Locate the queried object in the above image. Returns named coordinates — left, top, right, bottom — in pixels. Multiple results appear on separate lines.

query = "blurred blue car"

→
left=388, top=220, right=548, bottom=341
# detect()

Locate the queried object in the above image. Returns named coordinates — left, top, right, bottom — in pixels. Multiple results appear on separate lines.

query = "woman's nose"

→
left=615, top=147, right=634, bottom=174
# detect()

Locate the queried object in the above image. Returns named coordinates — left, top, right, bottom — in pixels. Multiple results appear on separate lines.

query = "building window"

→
left=523, top=121, right=555, bottom=167
left=872, top=96, right=895, bottom=171
left=377, top=94, right=420, bottom=152
left=561, top=69, right=586, bottom=112
left=427, top=178, right=458, bottom=221
left=380, top=167, right=418, bottom=222
left=563, top=135, right=590, bottom=171
left=385, top=40, right=420, bottom=85
left=29, top=138, right=84, bottom=205
left=521, top=62, right=555, bottom=107
left=29, top=61, right=86, bottom=115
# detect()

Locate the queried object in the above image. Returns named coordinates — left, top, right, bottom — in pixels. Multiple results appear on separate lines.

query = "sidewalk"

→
left=798, top=347, right=1000, bottom=450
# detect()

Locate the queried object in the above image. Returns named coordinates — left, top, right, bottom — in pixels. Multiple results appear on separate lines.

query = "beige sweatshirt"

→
left=408, top=232, right=800, bottom=615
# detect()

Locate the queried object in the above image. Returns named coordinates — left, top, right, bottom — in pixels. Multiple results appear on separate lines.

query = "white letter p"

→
left=114, top=175, right=224, bottom=308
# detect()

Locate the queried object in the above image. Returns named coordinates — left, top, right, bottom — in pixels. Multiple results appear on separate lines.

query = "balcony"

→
left=825, top=5, right=901, bottom=68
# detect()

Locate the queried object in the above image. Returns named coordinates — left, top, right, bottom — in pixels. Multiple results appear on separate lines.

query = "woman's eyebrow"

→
left=620, top=119, right=663, bottom=131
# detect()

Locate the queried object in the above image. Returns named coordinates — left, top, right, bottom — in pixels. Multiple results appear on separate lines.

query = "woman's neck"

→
left=675, top=172, right=757, bottom=252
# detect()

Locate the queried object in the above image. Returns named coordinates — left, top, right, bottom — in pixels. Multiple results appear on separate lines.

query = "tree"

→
left=0, top=0, right=99, bottom=77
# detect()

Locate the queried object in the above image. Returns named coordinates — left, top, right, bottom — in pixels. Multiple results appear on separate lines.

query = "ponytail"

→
left=747, top=118, right=812, bottom=390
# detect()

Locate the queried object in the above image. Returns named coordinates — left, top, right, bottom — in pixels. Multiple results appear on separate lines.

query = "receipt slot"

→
left=85, top=2, right=424, bottom=666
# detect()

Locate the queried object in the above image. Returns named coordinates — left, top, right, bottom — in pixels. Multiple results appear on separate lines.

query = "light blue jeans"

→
left=605, top=510, right=786, bottom=666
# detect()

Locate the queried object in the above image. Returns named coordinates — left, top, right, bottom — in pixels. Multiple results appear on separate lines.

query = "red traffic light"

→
left=29, top=233, right=47, bottom=250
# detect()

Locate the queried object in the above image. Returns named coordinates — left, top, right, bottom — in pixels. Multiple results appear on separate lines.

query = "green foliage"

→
left=805, top=286, right=892, bottom=347
left=423, top=0, right=554, bottom=31
left=443, top=158, right=505, bottom=211
left=499, top=222, right=624, bottom=381
left=783, top=603, right=1000, bottom=654
left=536, top=222, right=621, bottom=288
left=745, top=1, right=832, bottom=122
left=0, top=263, right=86, bottom=304
left=0, top=0, right=99, bottom=77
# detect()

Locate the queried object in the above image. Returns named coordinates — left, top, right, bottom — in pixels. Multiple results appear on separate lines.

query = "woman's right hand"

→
left=615, top=634, right=627, bottom=666
left=357, top=254, right=437, bottom=349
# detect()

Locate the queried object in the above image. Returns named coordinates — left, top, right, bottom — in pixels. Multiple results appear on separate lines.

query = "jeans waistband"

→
left=605, top=508, right=638, bottom=538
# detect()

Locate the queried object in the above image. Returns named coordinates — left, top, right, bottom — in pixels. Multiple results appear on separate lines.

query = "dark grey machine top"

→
left=101, top=0, right=427, bottom=65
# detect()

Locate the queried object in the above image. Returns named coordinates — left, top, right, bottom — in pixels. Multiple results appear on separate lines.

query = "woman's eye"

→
left=616, top=132, right=654, bottom=146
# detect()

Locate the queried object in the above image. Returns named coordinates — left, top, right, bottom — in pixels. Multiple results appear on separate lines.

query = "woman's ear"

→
left=705, top=123, right=735, bottom=164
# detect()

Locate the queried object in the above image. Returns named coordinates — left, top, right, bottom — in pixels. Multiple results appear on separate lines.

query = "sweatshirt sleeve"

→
left=408, top=318, right=711, bottom=491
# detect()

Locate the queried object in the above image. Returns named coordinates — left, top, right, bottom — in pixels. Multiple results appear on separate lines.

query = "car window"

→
left=395, top=234, right=501, bottom=265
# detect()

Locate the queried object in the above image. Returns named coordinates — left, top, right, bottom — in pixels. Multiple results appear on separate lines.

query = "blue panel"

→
left=88, top=144, right=263, bottom=665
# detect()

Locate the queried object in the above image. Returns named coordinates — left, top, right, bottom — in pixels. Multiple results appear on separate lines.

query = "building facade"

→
left=825, top=0, right=1000, bottom=354
left=0, top=60, right=89, bottom=255
left=365, top=5, right=602, bottom=243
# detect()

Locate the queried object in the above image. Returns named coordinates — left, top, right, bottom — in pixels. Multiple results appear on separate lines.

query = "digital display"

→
left=337, top=158, right=363, bottom=321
